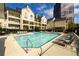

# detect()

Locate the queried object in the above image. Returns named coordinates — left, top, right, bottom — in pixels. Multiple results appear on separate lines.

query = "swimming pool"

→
left=16, top=32, right=60, bottom=48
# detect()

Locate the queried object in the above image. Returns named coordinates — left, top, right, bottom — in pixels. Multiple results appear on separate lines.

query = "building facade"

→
left=53, top=3, right=61, bottom=19
left=21, top=6, right=47, bottom=31
left=61, top=3, right=74, bottom=22
left=54, top=3, right=74, bottom=21
left=47, top=18, right=72, bottom=31
left=0, top=4, right=47, bottom=34
left=5, top=8, right=21, bottom=30
left=0, top=3, right=5, bottom=29
left=47, top=3, right=74, bottom=31
left=21, top=6, right=35, bottom=31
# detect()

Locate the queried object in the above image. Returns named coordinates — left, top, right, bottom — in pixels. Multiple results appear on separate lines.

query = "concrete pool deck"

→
left=4, top=33, right=77, bottom=56
left=42, top=44, right=76, bottom=56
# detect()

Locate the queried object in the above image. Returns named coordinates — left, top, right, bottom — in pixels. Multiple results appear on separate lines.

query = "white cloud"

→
left=44, top=8, right=53, bottom=19
left=37, top=5, right=46, bottom=10
left=74, top=3, right=79, bottom=13
left=74, top=8, right=79, bottom=14
left=74, top=4, right=79, bottom=15
left=74, top=17, right=79, bottom=23
left=74, top=3, right=79, bottom=7
left=37, top=4, right=53, bottom=19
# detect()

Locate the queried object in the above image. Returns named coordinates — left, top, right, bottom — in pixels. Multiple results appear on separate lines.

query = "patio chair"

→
left=62, top=33, right=75, bottom=45
left=52, top=33, right=75, bottom=47
left=53, top=40, right=66, bottom=47
left=52, top=35, right=67, bottom=47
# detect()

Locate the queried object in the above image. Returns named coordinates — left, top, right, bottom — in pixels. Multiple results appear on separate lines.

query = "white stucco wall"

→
left=21, top=6, right=35, bottom=21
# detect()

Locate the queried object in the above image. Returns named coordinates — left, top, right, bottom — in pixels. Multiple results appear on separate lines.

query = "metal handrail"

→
left=26, top=38, right=33, bottom=48
left=24, top=38, right=33, bottom=53
left=74, top=33, right=79, bottom=40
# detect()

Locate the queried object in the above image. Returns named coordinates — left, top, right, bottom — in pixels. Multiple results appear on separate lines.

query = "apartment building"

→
left=47, top=3, right=74, bottom=31
left=54, top=3, right=74, bottom=21
left=0, top=4, right=47, bottom=33
left=47, top=18, right=72, bottom=31
left=34, top=14, right=41, bottom=30
left=0, top=3, right=5, bottom=29
left=21, top=6, right=47, bottom=31
left=5, top=8, right=21, bottom=30
left=61, top=3, right=74, bottom=22
left=21, top=6, right=35, bottom=31
left=53, top=3, right=61, bottom=19
left=41, top=16, right=47, bottom=30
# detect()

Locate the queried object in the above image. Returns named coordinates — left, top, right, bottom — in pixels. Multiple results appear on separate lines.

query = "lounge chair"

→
left=62, top=33, right=75, bottom=45
left=52, top=36, right=67, bottom=47
left=52, top=33, right=75, bottom=47
left=53, top=40, right=66, bottom=47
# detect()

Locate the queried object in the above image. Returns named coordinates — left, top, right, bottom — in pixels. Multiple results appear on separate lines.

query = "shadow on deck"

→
left=0, top=37, right=6, bottom=56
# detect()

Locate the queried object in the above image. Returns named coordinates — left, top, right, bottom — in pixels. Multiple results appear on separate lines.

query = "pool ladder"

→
left=24, top=39, right=33, bottom=53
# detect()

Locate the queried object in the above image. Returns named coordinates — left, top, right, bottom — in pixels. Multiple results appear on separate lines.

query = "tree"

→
left=68, top=21, right=76, bottom=31
left=75, top=24, right=79, bottom=29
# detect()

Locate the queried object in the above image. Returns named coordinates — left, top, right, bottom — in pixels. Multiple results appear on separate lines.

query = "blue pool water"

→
left=16, top=32, right=60, bottom=48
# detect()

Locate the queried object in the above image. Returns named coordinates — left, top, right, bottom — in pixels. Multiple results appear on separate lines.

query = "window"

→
left=23, top=25, right=28, bottom=30
left=9, top=18, right=20, bottom=23
left=24, top=13, right=28, bottom=19
left=30, top=26, right=33, bottom=29
left=30, top=15, right=33, bottom=18
left=30, top=15, right=33, bottom=19
left=69, top=10, right=73, bottom=14
left=30, top=22, right=33, bottom=25
left=23, top=20, right=28, bottom=24
left=8, top=24, right=20, bottom=29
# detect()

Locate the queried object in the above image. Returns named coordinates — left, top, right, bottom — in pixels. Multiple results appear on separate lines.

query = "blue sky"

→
left=5, top=3, right=54, bottom=19
left=74, top=3, right=79, bottom=23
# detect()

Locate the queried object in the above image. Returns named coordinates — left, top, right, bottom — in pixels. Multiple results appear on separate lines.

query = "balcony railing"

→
left=9, top=21, right=20, bottom=25
left=8, top=14, right=20, bottom=19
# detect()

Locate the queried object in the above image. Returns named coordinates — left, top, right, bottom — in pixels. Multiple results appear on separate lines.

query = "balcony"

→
left=8, top=14, right=20, bottom=19
left=8, top=24, right=20, bottom=29
left=8, top=21, right=20, bottom=25
left=8, top=18, right=20, bottom=25
left=8, top=27, right=20, bottom=29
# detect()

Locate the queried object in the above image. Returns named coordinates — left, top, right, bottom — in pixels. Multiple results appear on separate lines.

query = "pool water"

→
left=16, top=32, right=60, bottom=48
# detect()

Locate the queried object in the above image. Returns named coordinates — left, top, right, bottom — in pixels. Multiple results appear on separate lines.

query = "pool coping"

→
left=39, top=33, right=64, bottom=55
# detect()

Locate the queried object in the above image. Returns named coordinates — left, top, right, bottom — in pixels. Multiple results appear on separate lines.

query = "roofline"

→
left=5, top=7, right=21, bottom=13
